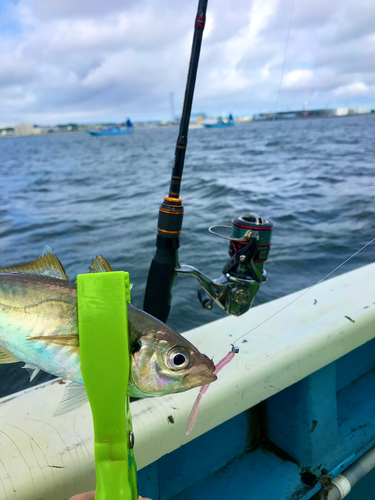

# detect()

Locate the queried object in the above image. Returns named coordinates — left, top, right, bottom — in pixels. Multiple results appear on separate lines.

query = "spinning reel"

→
left=176, top=212, right=274, bottom=316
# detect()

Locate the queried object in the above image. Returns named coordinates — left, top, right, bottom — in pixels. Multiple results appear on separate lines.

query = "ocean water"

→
left=0, top=115, right=374, bottom=397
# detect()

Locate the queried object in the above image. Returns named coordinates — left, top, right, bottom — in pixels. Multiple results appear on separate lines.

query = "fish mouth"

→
left=199, top=372, right=217, bottom=385
left=185, top=363, right=217, bottom=388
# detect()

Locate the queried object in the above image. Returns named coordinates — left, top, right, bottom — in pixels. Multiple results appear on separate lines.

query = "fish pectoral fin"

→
left=0, top=346, right=19, bottom=364
left=89, top=255, right=113, bottom=273
left=22, top=364, right=41, bottom=382
left=0, top=246, right=69, bottom=280
left=53, top=381, right=88, bottom=416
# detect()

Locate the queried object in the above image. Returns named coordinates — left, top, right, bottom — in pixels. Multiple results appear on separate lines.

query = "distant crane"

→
left=170, top=92, right=175, bottom=124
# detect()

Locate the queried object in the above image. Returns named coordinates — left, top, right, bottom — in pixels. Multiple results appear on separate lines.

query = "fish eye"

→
left=131, top=339, right=142, bottom=354
left=167, top=347, right=189, bottom=370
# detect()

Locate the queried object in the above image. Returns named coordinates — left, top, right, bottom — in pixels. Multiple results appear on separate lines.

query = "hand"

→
left=69, top=494, right=95, bottom=500
left=69, top=493, right=151, bottom=500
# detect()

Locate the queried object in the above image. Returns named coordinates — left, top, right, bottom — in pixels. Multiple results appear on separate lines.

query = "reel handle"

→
left=198, top=288, right=213, bottom=310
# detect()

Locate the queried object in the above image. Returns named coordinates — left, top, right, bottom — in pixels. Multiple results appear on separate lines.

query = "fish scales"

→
left=0, top=274, right=80, bottom=381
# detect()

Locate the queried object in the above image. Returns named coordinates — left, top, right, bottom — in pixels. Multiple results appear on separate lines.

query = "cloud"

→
left=283, top=69, right=315, bottom=90
left=333, top=82, right=369, bottom=97
left=0, top=0, right=374, bottom=124
left=22, top=0, right=133, bottom=20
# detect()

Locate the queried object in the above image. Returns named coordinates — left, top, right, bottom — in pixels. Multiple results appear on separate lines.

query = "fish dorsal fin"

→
left=89, top=255, right=113, bottom=273
left=89, top=255, right=132, bottom=290
left=0, top=246, right=69, bottom=280
left=0, top=346, right=19, bottom=364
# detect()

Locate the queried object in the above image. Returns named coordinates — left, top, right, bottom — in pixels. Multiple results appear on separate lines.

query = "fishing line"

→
left=232, top=236, right=375, bottom=345
left=275, top=0, right=295, bottom=113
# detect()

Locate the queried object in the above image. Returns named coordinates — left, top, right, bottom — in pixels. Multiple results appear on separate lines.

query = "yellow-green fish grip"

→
left=77, top=271, right=137, bottom=500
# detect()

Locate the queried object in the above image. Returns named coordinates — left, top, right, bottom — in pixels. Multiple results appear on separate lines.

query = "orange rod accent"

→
left=157, top=228, right=181, bottom=235
left=160, top=208, right=184, bottom=215
left=165, top=196, right=182, bottom=202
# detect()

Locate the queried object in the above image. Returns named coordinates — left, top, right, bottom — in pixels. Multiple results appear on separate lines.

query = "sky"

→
left=0, top=0, right=374, bottom=125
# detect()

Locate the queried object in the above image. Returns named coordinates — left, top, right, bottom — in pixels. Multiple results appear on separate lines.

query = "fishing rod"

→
left=143, top=0, right=208, bottom=322
left=143, top=0, right=274, bottom=323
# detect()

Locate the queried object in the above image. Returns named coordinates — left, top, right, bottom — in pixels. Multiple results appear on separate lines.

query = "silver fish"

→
left=0, top=249, right=216, bottom=412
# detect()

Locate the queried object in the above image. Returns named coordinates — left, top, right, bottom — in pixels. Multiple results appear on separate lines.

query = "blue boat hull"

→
left=138, top=338, right=375, bottom=500
left=87, top=129, right=134, bottom=136
left=203, top=122, right=235, bottom=128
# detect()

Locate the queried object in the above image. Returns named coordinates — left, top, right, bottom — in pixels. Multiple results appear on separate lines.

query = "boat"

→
left=1, top=264, right=375, bottom=499
left=87, top=119, right=134, bottom=136
left=204, top=114, right=235, bottom=128
left=87, top=127, right=134, bottom=136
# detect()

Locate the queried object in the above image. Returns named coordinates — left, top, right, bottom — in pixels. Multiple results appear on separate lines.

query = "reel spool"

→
left=229, top=213, right=273, bottom=262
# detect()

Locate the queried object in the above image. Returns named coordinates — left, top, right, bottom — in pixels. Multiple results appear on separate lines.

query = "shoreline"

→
left=1, top=113, right=374, bottom=139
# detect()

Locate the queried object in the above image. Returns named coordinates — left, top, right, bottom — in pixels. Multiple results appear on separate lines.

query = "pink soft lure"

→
left=186, top=346, right=238, bottom=435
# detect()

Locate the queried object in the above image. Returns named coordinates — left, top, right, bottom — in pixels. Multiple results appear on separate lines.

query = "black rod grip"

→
left=143, top=246, right=178, bottom=323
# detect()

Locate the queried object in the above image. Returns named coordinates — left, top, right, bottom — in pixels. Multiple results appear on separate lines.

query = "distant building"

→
left=334, top=108, right=349, bottom=117
left=236, top=116, right=253, bottom=122
left=333, top=107, right=371, bottom=117
left=14, top=124, right=42, bottom=136
left=191, top=112, right=207, bottom=120
left=0, top=127, right=14, bottom=137
left=253, top=107, right=371, bottom=121
left=349, top=107, right=371, bottom=115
